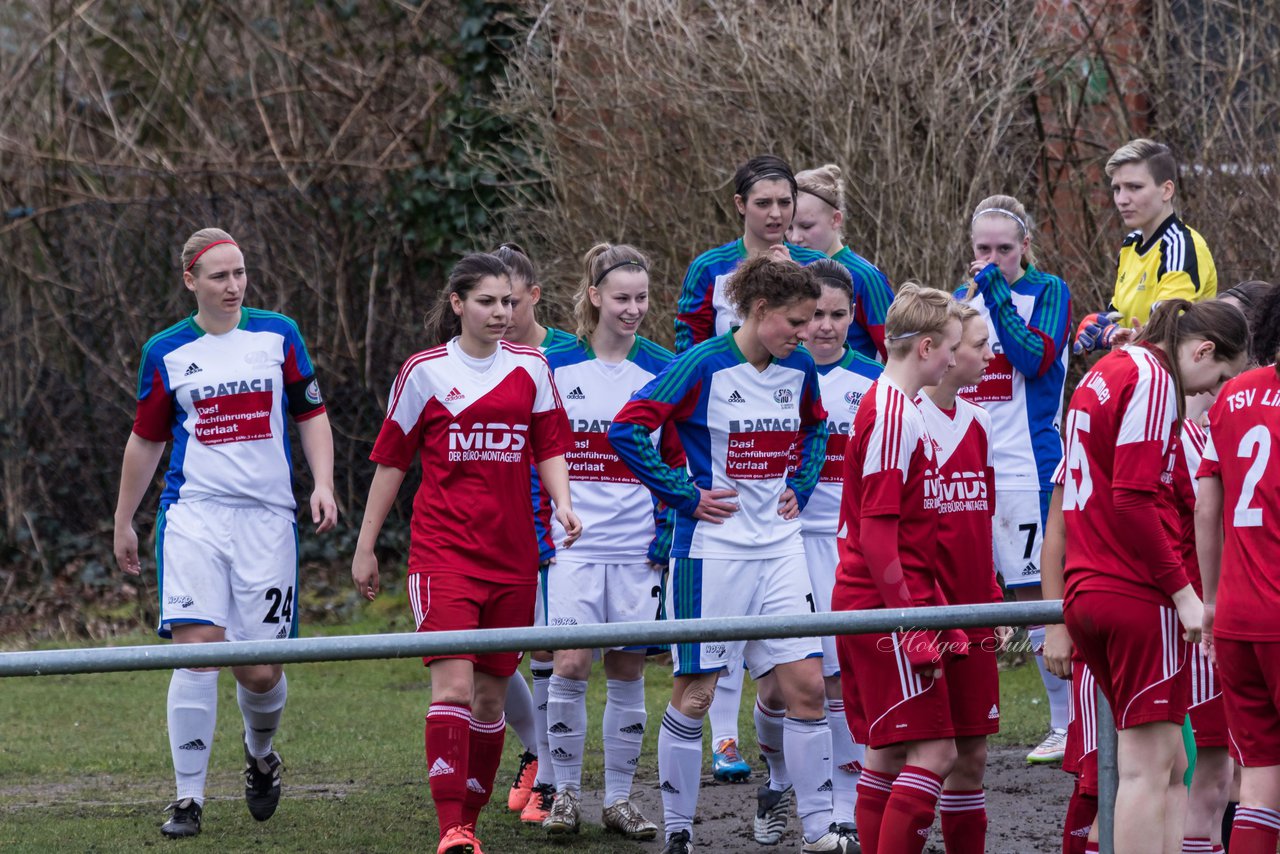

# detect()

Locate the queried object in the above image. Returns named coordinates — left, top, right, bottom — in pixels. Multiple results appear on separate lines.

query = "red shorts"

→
left=836, top=631, right=955, bottom=749
left=1064, top=591, right=1190, bottom=729
left=946, top=634, right=1000, bottom=737
left=1063, top=654, right=1098, bottom=796
left=1214, top=637, right=1280, bottom=767
left=409, top=571, right=536, bottom=677
left=1188, top=641, right=1228, bottom=749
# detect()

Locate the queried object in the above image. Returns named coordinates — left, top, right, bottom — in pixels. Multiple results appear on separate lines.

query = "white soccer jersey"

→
left=544, top=336, right=678, bottom=563
left=800, top=347, right=882, bottom=535
left=132, top=309, right=326, bottom=518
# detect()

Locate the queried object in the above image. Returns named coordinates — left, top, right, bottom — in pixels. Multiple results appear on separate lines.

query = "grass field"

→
left=0, top=608, right=1051, bottom=852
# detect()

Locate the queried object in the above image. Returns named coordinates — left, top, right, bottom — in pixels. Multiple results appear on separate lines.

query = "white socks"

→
left=168, top=669, right=220, bottom=804
left=603, top=678, right=646, bottom=805
left=531, top=663, right=554, bottom=786
left=754, top=699, right=791, bottom=790
left=547, top=675, right=589, bottom=794
left=1031, top=626, right=1070, bottom=730
left=827, top=697, right=863, bottom=825
left=784, top=715, right=835, bottom=842
left=238, top=672, right=287, bottom=759
left=708, top=663, right=744, bottom=750
left=658, top=704, right=703, bottom=839
left=504, top=673, right=538, bottom=753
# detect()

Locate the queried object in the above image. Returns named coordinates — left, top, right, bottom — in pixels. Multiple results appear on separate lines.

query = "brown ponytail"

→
left=1137, top=299, right=1249, bottom=419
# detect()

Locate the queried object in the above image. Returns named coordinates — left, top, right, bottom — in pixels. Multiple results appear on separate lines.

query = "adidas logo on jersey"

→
left=727, top=390, right=746, bottom=403
left=443, top=387, right=466, bottom=403
left=988, top=704, right=1000, bottom=720
left=660, top=781, right=680, bottom=794
left=551, top=747, right=571, bottom=760
left=816, top=779, right=833, bottom=792
left=465, top=777, right=485, bottom=794
left=429, top=758, right=454, bottom=777
left=549, top=721, right=571, bottom=734
left=178, top=739, right=207, bottom=751
left=184, top=363, right=202, bottom=376
left=620, top=722, right=645, bottom=735
left=566, top=386, right=586, bottom=400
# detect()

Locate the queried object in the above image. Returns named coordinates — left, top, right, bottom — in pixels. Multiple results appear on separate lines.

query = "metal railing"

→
left=0, top=599, right=1120, bottom=852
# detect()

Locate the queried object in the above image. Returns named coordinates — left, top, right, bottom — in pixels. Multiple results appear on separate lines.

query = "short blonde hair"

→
left=1105, top=138, right=1177, bottom=185
left=885, top=283, right=962, bottom=355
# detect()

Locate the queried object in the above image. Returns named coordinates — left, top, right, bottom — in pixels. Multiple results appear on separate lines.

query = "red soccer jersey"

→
left=1161, top=419, right=1207, bottom=596
left=1197, top=367, right=1280, bottom=641
left=834, top=377, right=943, bottom=610
left=917, top=394, right=1002, bottom=620
left=1061, top=344, right=1184, bottom=607
left=371, top=339, right=572, bottom=581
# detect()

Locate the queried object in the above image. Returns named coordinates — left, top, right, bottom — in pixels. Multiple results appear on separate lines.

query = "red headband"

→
left=185, top=239, right=239, bottom=272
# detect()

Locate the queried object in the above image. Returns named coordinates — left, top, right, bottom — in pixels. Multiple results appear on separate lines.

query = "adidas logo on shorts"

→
left=429, top=758, right=454, bottom=777
left=443, top=387, right=466, bottom=403
left=727, top=390, right=746, bottom=403
left=178, top=739, right=207, bottom=751
left=549, top=722, right=571, bottom=734
left=465, top=777, right=485, bottom=794
left=917, top=827, right=932, bottom=838
left=620, top=722, right=645, bottom=735
left=1021, top=561, right=1038, bottom=577
left=660, top=781, right=680, bottom=794
left=988, top=704, right=1000, bottom=720
left=817, top=779, right=833, bottom=792
left=184, top=363, right=202, bottom=376
left=566, top=386, right=585, bottom=400
left=551, top=747, right=571, bottom=760
left=275, top=625, right=288, bottom=639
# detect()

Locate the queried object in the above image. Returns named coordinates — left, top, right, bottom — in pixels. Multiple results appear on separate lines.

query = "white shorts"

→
left=156, top=500, right=298, bottom=641
left=802, top=534, right=840, bottom=677
left=668, top=554, right=822, bottom=678
left=540, top=559, right=664, bottom=651
left=993, top=489, right=1049, bottom=589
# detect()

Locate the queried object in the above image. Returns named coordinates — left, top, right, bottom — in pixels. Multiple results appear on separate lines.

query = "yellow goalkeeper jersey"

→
left=1110, top=214, right=1217, bottom=326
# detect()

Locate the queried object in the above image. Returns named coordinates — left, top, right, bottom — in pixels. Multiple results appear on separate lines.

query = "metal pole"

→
left=1096, top=689, right=1118, bottom=854
left=0, top=599, right=1063, bottom=677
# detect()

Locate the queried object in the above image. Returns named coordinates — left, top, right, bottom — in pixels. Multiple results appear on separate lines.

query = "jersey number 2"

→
left=264, top=586, right=294, bottom=624
left=1063, top=411, right=1093, bottom=511
left=1234, top=425, right=1271, bottom=528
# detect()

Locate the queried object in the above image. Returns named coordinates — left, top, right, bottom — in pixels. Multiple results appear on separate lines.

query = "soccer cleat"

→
left=1027, top=727, right=1068, bottom=764
left=711, top=737, right=752, bottom=782
left=436, top=823, right=483, bottom=854
left=543, top=788, right=581, bottom=835
left=802, top=823, right=862, bottom=853
left=160, top=798, right=202, bottom=838
left=243, top=744, right=284, bottom=821
left=661, top=829, right=694, bottom=854
left=602, top=797, right=659, bottom=840
left=753, top=782, right=792, bottom=844
left=506, top=750, right=539, bottom=811
left=520, top=782, right=555, bottom=823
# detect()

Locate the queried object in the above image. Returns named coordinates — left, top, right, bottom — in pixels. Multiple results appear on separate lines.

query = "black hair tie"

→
left=593, top=260, right=648, bottom=287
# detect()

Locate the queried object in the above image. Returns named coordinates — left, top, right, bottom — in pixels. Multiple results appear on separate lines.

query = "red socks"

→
left=1063, top=780, right=1098, bottom=854
left=854, top=768, right=894, bottom=854
left=460, top=715, right=506, bottom=827
left=425, top=703, right=471, bottom=834
left=879, top=765, right=943, bottom=854
left=1230, top=807, right=1280, bottom=854
left=939, top=789, right=986, bottom=854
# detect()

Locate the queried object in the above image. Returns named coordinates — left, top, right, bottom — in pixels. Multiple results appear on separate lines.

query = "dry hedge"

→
left=1, top=0, right=1279, bottom=591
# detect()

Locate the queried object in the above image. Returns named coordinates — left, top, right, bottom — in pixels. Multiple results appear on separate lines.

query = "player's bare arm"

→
left=297, top=412, right=338, bottom=533
left=1194, top=473, right=1225, bottom=660
left=351, top=463, right=408, bottom=601
left=113, top=433, right=167, bottom=576
left=534, top=454, right=582, bottom=548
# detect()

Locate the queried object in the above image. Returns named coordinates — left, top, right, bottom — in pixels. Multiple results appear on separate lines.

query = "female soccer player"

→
left=674, top=153, right=826, bottom=782
left=788, top=163, right=895, bottom=360
left=350, top=252, right=582, bottom=854
left=1074, top=139, right=1218, bottom=354
left=960, top=195, right=1073, bottom=764
left=612, top=257, right=855, bottom=854
left=750, top=259, right=881, bottom=843
left=113, top=228, right=337, bottom=838
left=1061, top=299, right=1247, bottom=854
left=833, top=283, right=966, bottom=854
left=537, top=243, right=676, bottom=840
left=1196, top=290, right=1280, bottom=853
left=918, top=302, right=1006, bottom=853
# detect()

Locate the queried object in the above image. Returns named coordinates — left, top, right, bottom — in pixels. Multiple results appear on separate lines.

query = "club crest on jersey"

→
left=305, top=379, right=322, bottom=406
left=772, top=387, right=795, bottom=409
left=447, top=421, right=528, bottom=462
left=844, top=389, right=863, bottom=411
left=189, top=377, right=273, bottom=402
left=243, top=350, right=269, bottom=365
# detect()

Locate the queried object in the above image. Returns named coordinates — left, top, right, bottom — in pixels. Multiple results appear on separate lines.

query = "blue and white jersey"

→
left=800, top=346, right=883, bottom=535
left=544, top=335, right=679, bottom=564
left=132, top=308, right=326, bottom=518
left=609, top=331, right=828, bottom=559
left=956, top=263, right=1071, bottom=493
